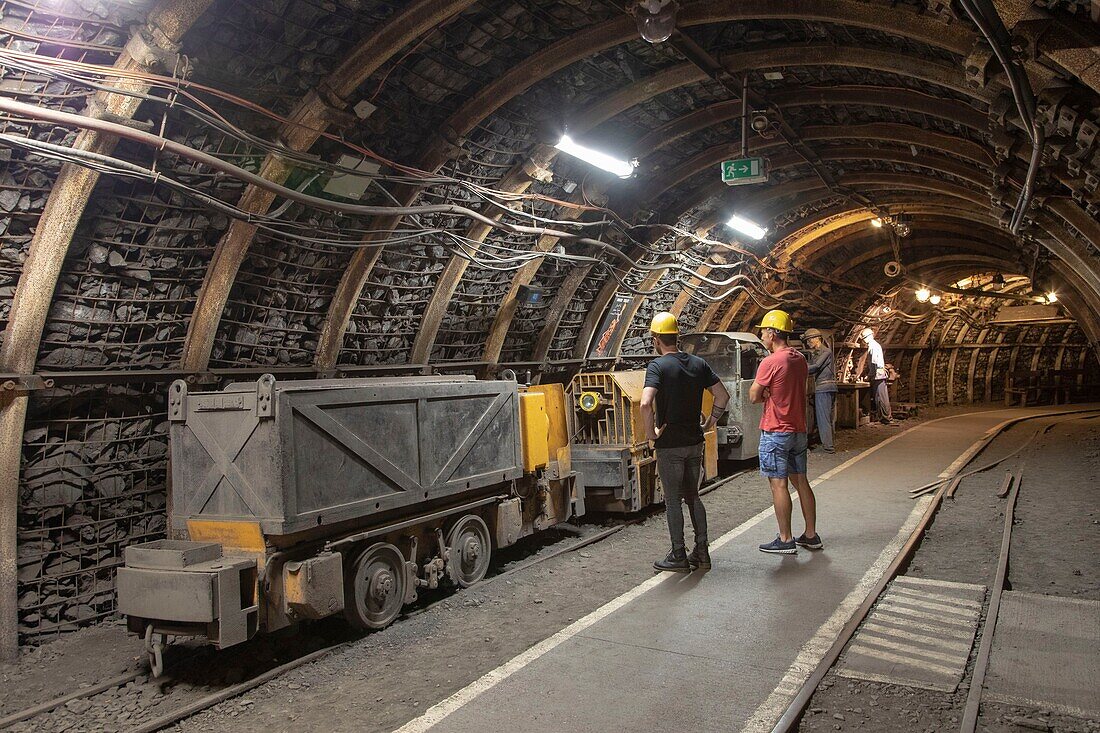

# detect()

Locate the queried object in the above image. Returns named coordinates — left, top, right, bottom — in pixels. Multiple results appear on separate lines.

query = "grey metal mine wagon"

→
left=680, top=332, right=768, bottom=461
left=117, top=375, right=581, bottom=674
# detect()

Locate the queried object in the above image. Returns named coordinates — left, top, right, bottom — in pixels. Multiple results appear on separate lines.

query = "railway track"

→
left=769, top=406, right=1100, bottom=733
left=0, top=469, right=751, bottom=733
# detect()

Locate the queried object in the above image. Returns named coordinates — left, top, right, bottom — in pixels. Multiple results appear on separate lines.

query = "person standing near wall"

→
left=861, top=327, right=893, bottom=424
left=641, top=311, right=731, bottom=573
left=750, top=310, right=821, bottom=555
left=803, top=328, right=837, bottom=453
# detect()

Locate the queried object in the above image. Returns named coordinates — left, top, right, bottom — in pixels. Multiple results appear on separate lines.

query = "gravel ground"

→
left=0, top=407, right=976, bottom=733
left=798, top=413, right=1100, bottom=733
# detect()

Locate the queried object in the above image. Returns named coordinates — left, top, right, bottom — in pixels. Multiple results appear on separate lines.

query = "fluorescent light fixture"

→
left=763, top=71, right=784, bottom=81
left=1046, top=291, right=1058, bottom=304
left=871, top=217, right=883, bottom=228
left=929, top=293, right=942, bottom=305
left=725, top=214, right=767, bottom=240
left=915, top=287, right=930, bottom=303
left=554, top=135, right=636, bottom=178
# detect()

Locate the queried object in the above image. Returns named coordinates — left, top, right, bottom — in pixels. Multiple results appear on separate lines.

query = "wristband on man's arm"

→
left=710, top=403, right=728, bottom=420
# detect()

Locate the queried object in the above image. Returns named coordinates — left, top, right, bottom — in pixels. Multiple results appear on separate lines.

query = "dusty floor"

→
left=799, top=413, right=1100, bottom=733
left=7, top=405, right=1091, bottom=733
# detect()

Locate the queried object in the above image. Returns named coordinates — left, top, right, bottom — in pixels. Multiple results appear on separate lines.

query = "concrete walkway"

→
left=393, top=406, right=1095, bottom=733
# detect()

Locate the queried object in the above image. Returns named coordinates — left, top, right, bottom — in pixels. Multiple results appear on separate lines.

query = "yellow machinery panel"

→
left=519, top=391, right=550, bottom=472
left=567, top=370, right=649, bottom=447
left=704, top=429, right=718, bottom=480
left=187, top=519, right=265, bottom=553
left=528, top=383, right=569, bottom=458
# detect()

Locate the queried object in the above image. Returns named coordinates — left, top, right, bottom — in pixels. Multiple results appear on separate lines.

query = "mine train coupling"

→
left=117, top=375, right=584, bottom=675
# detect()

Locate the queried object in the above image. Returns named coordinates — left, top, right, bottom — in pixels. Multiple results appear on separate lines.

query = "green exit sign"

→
left=721, top=156, right=768, bottom=185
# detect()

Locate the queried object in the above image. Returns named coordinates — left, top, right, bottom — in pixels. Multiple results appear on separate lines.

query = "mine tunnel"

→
left=0, top=1, right=1097, bottom=732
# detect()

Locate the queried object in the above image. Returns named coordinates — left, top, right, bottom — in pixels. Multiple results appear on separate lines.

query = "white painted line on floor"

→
left=892, top=575, right=985, bottom=591
left=390, top=408, right=1041, bottom=733
left=883, top=595, right=980, bottom=618
left=876, top=602, right=977, bottom=627
left=852, top=635, right=968, bottom=666
left=845, top=643, right=961, bottom=676
left=737, top=494, right=931, bottom=733
left=865, top=615, right=975, bottom=640
left=836, top=668, right=956, bottom=693
left=890, top=585, right=982, bottom=608
left=860, top=623, right=973, bottom=652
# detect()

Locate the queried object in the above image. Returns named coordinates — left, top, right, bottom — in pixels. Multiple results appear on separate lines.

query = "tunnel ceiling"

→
left=1, top=0, right=1099, bottom=378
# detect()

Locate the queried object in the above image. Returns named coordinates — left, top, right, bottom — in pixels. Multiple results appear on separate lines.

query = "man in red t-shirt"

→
left=749, top=310, right=822, bottom=555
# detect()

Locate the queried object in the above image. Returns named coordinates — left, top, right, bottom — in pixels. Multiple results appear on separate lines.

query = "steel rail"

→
left=767, top=407, right=1099, bottom=733
left=0, top=669, right=144, bottom=729
left=959, top=456, right=1023, bottom=732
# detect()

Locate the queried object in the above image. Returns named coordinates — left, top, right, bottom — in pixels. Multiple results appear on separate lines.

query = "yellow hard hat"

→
left=650, top=311, right=679, bottom=335
left=756, top=309, right=794, bottom=333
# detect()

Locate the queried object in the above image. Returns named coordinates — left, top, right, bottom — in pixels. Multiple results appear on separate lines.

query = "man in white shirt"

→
left=861, top=327, right=892, bottom=424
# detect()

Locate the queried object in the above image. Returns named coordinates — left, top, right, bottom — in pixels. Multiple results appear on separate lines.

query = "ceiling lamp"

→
left=1046, top=291, right=1058, bottom=304
left=726, top=213, right=767, bottom=240
left=632, top=0, right=679, bottom=43
left=929, top=293, right=942, bottom=305
left=915, top=287, right=931, bottom=303
left=554, top=134, right=636, bottom=178
left=894, top=222, right=911, bottom=238
left=871, top=217, right=884, bottom=228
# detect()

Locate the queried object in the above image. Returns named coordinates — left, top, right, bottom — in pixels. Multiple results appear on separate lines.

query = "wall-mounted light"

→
left=726, top=213, right=767, bottom=240
left=554, top=134, right=636, bottom=178
left=915, top=287, right=931, bottom=303
left=871, top=217, right=884, bottom=228
left=929, top=293, right=942, bottom=305
left=1046, top=291, right=1058, bottom=304
left=632, top=0, right=679, bottom=43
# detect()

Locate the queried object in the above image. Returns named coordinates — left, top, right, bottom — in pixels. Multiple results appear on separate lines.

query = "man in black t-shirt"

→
left=641, top=312, right=731, bottom=573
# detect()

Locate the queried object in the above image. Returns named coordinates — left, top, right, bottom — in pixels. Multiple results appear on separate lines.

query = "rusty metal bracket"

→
left=0, top=375, right=53, bottom=393
left=168, top=379, right=188, bottom=422
left=256, top=373, right=275, bottom=418
left=123, top=28, right=181, bottom=71
left=85, top=99, right=156, bottom=132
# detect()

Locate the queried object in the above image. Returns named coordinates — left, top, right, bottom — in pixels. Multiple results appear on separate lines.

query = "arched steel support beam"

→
left=632, top=85, right=989, bottom=153
left=0, top=0, right=214, bottom=661
left=313, top=0, right=976, bottom=368
left=637, top=140, right=994, bottom=206
left=180, top=0, right=476, bottom=371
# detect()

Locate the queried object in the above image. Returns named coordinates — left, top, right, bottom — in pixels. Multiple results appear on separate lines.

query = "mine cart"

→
left=567, top=370, right=718, bottom=513
left=679, top=332, right=768, bottom=461
left=117, top=375, right=582, bottom=672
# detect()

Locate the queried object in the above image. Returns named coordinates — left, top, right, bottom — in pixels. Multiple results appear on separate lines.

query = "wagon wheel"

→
left=447, top=514, right=492, bottom=588
left=344, top=543, right=406, bottom=630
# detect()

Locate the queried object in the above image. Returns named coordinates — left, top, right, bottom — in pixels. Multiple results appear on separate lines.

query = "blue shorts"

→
left=759, top=431, right=808, bottom=479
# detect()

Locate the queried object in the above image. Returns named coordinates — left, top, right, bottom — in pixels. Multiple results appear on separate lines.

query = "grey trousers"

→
left=872, top=379, right=892, bottom=422
left=656, top=443, right=708, bottom=549
left=814, top=391, right=836, bottom=450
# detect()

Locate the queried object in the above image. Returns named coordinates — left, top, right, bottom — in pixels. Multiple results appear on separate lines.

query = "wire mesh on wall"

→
left=17, top=384, right=168, bottom=643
